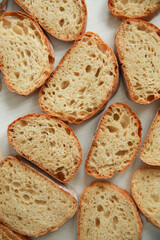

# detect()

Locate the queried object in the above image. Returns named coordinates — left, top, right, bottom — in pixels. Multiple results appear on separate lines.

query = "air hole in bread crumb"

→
left=17, top=216, right=22, bottom=221
left=58, top=124, right=62, bottom=128
left=23, top=194, right=30, bottom=201
left=86, top=65, right=92, bottom=73
left=59, top=19, right=65, bottom=27
left=65, top=128, right=70, bottom=135
left=73, top=13, right=76, bottom=19
left=74, top=72, right=79, bottom=76
left=25, top=49, right=31, bottom=57
left=147, top=95, right=155, bottom=102
left=112, top=195, right=119, bottom=203
left=114, top=113, right=119, bottom=121
left=50, top=141, right=55, bottom=148
left=95, top=218, right=100, bottom=227
left=97, top=43, right=107, bottom=54
left=95, top=67, right=101, bottom=77
left=56, top=172, right=65, bottom=181
left=12, top=25, right=23, bottom=35
left=4, top=186, right=9, bottom=193
left=20, top=120, right=27, bottom=127
left=35, top=200, right=47, bottom=205
left=30, top=23, right=35, bottom=30
left=13, top=182, right=20, bottom=187
left=61, top=81, right=70, bottom=89
left=128, top=141, right=133, bottom=146
left=115, top=150, right=128, bottom=156
left=86, top=107, right=92, bottom=112
left=98, top=81, right=104, bottom=87
left=120, top=115, right=130, bottom=128
left=113, top=216, right=118, bottom=224
left=107, top=126, right=119, bottom=133
left=79, top=87, right=86, bottom=94
left=70, top=100, right=75, bottom=105
left=14, top=72, right=19, bottom=78
left=59, top=6, right=65, bottom=11
left=97, top=205, right=103, bottom=212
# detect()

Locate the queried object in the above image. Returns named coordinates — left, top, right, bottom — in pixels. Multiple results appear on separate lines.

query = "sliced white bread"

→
left=0, top=224, right=29, bottom=240
left=78, top=181, right=142, bottom=240
left=14, top=0, right=87, bottom=41
left=108, top=0, right=160, bottom=21
left=0, top=12, right=54, bottom=95
left=131, top=167, right=160, bottom=228
left=7, top=113, right=82, bottom=183
left=141, top=108, right=160, bottom=166
left=40, top=32, right=119, bottom=124
left=115, top=19, right=160, bottom=104
left=0, top=156, right=78, bottom=237
left=85, top=103, right=142, bottom=179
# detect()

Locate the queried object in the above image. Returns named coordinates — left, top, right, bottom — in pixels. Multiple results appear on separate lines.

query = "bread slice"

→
left=0, top=156, right=78, bottom=237
left=131, top=167, right=160, bottom=228
left=0, top=224, right=29, bottom=240
left=108, top=0, right=160, bottom=21
left=141, top=108, right=160, bottom=166
left=85, top=103, right=142, bottom=179
left=40, top=32, right=119, bottom=124
left=0, top=12, right=54, bottom=95
left=7, top=113, right=82, bottom=183
left=14, top=0, right=87, bottom=41
left=78, top=181, right=142, bottom=240
left=115, top=19, right=160, bottom=104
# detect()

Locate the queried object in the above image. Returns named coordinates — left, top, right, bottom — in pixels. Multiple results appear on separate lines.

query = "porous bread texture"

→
left=85, top=103, right=142, bottom=179
left=131, top=167, right=160, bottom=228
left=0, top=230, right=10, bottom=240
left=0, top=156, right=78, bottom=237
left=40, top=32, right=119, bottom=124
left=0, top=223, right=29, bottom=240
left=0, top=12, right=54, bottom=95
left=108, top=0, right=160, bottom=21
left=14, top=0, right=87, bottom=41
left=78, top=181, right=142, bottom=240
left=116, top=19, right=160, bottom=104
left=7, top=113, right=82, bottom=183
left=141, top=109, right=160, bottom=166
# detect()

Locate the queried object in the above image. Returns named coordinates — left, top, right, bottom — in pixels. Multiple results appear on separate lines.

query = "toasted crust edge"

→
left=108, top=0, right=160, bottom=21
left=78, top=180, right=142, bottom=240
left=14, top=0, right=87, bottom=41
left=7, top=113, right=82, bottom=183
left=0, top=156, right=78, bottom=237
left=0, top=223, right=29, bottom=240
left=115, top=19, right=160, bottom=104
left=140, top=108, right=160, bottom=166
left=0, top=11, right=54, bottom=95
left=131, top=166, right=160, bottom=228
left=39, top=31, right=119, bottom=124
left=85, top=102, right=142, bottom=179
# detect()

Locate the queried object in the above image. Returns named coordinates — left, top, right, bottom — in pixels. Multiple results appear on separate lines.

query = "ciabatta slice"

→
left=8, top=113, right=82, bottom=183
left=40, top=32, right=119, bottom=124
left=0, top=156, right=78, bottom=237
left=131, top=167, right=160, bottom=228
left=116, top=19, right=160, bottom=104
left=85, top=103, right=142, bottom=178
left=78, top=181, right=142, bottom=240
left=108, top=0, right=160, bottom=21
left=0, top=12, right=54, bottom=95
left=14, top=0, right=87, bottom=41
left=141, top=108, right=160, bottom=166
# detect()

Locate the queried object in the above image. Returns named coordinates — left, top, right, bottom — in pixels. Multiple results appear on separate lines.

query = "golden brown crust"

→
left=131, top=166, right=160, bottom=228
left=140, top=108, right=160, bottom=166
left=0, top=223, right=29, bottom=240
left=14, top=0, right=87, bottom=42
left=39, top=32, right=119, bottom=124
left=78, top=180, right=142, bottom=240
left=108, top=0, right=160, bottom=21
left=0, top=156, right=78, bottom=237
left=85, top=102, right=142, bottom=178
left=115, top=19, right=160, bottom=104
left=0, top=11, right=54, bottom=95
left=7, top=113, right=82, bottom=183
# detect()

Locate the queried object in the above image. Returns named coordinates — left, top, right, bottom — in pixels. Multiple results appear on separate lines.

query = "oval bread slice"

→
left=85, top=103, right=142, bottom=179
left=141, top=108, right=160, bottom=166
left=115, top=19, right=160, bottom=104
left=108, top=0, right=160, bottom=21
left=7, top=113, right=82, bottom=183
left=40, top=32, right=119, bottom=124
left=14, top=0, right=87, bottom=41
left=131, top=167, right=160, bottom=228
left=0, top=12, right=54, bottom=95
left=0, top=223, right=29, bottom=240
left=0, top=156, right=78, bottom=237
left=78, top=181, right=142, bottom=240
